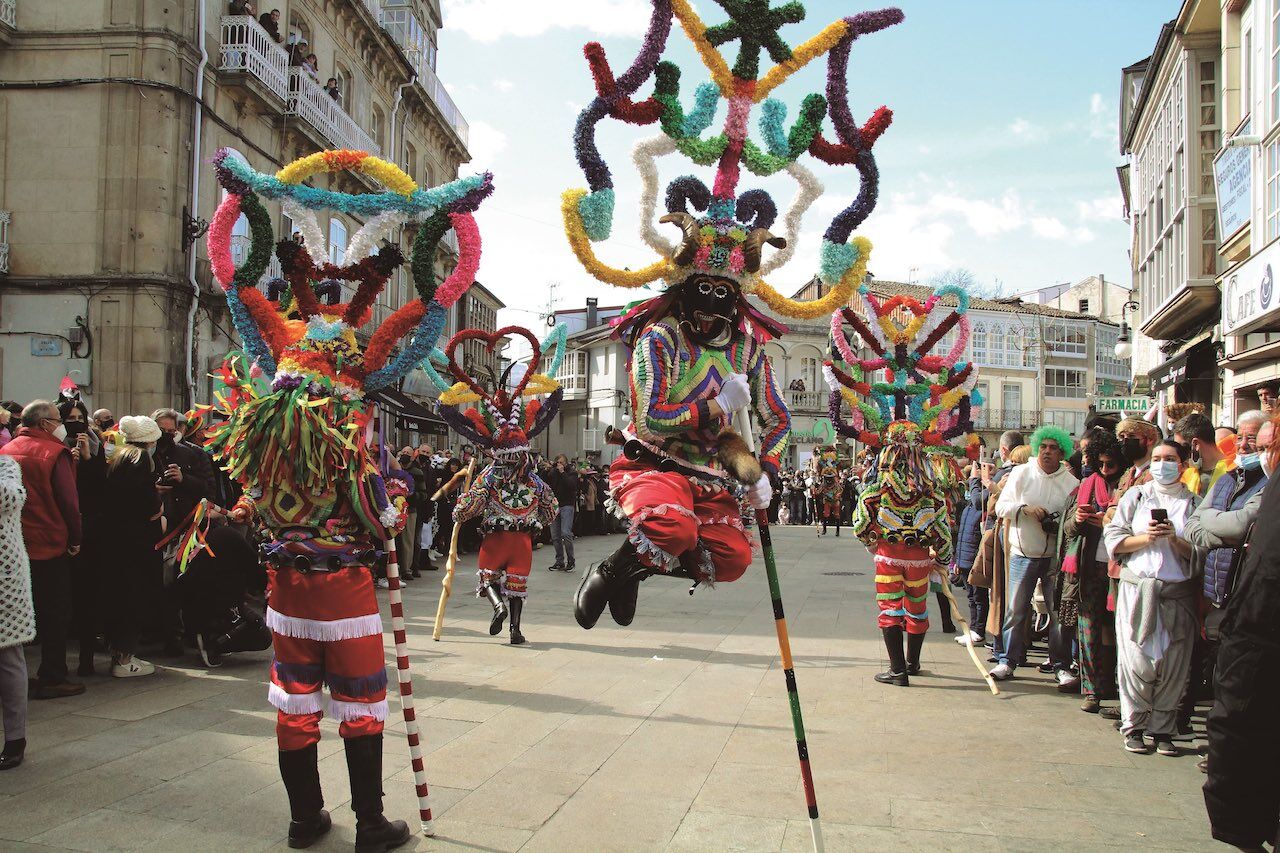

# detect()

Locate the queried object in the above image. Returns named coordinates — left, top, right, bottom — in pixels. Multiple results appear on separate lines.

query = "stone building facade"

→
left=0, top=0, right=469, bottom=415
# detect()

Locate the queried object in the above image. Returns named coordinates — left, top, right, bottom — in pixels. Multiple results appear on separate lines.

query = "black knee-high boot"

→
left=906, top=630, right=926, bottom=676
left=508, top=596, right=526, bottom=646
left=344, top=734, right=411, bottom=853
left=575, top=539, right=647, bottom=629
left=874, top=626, right=909, bottom=686
left=278, top=744, right=331, bottom=848
left=485, top=583, right=508, bottom=636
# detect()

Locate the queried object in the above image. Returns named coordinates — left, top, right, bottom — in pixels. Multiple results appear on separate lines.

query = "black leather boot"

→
left=576, top=539, right=647, bottom=629
left=874, top=627, right=909, bottom=686
left=345, top=735, right=411, bottom=853
left=278, top=744, right=331, bottom=849
left=508, top=596, right=526, bottom=646
left=485, top=583, right=508, bottom=636
left=906, top=630, right=926, bottom=676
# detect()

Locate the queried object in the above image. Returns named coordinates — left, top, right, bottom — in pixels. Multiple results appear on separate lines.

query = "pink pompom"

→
left=728, top=246, right=745, bottom=273
left=249, top=359, right=263, bottom=379
left=208, top=195, right=243, bottom=290
left=433, top=213, right=482, bottom=308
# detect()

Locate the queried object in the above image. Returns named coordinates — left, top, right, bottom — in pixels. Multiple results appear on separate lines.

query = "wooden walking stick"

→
left=432, top=458, right=476, bottom=641
left=933, top=568, right=1000, bottom=695
left=736, top=410, right=824, bottom=853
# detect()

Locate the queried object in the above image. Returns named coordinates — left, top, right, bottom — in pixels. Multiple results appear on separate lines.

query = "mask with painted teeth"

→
left=678, top=275, right=738, bottom=344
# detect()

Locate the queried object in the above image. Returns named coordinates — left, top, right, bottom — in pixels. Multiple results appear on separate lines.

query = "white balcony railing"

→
left=0, top=0, right=15, bottom=28
left=358, top=0, right=381, bottom=21
left=0, top=210, right=10, bottom=274
left=219, top=15, right=290, bottom=103
left=288, top=68, right=381, bottom=156
left=230, top=234, right=283, bottom=291
left=381, top=7, right=469, bottom=146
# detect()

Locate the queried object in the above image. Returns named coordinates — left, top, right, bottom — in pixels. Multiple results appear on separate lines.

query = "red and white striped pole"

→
left=383, top=539, right=434, bottom=836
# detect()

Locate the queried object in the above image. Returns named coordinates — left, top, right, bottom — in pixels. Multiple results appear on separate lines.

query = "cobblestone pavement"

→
left=1, top=526, right=1216, bottom=851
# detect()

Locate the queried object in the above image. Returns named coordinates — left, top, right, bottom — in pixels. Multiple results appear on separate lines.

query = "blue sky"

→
left=436, top=0, right=1176, bottom=325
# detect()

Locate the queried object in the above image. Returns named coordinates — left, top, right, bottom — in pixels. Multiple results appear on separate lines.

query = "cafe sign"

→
left=1223, top=236, right=1279, bottom=336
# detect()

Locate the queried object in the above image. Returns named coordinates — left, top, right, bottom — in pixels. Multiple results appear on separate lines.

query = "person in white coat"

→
left=0, top=454, right=34, bottom=770
left=1104, top=439, right=1199, bottom=756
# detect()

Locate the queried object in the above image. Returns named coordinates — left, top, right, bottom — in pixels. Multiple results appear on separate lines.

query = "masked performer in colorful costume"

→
left=561, top=0, right=903, bottom=628
left=205, top=148, right=491, bottom=849
left=826, top=284, right=981, bottom=686
left=426, top=326, right=563, bottom=645
left=812, top=445, right=845, bottom=536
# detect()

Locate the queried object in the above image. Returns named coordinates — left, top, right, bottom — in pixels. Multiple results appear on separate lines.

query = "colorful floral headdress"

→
left=428, top=325, right=567, bottom=456
left=824, top=283, right=981, bottom=460
left=562, top=0, right=903, bottom=320
left=208, top=148, right=493, bottom=397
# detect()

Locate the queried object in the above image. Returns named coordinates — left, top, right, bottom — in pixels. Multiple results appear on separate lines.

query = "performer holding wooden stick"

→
left=205, top=147, right=493, bottom=847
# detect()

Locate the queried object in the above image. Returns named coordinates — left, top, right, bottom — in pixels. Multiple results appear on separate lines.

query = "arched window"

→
left=989, top=324, right=1005, bottom=367
left=404, top=143, right=417, bottom=182
left=972, top=322, right=989, bottom=364
left=287, top=14, right=311, bottom=51
left=800, top=356, right=819, bottom=391
left=332, top=61, right=352, bottom=105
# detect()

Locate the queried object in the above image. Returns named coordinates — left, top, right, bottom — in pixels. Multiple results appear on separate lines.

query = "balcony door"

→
left=1002, top=383, right=1021, bottom=429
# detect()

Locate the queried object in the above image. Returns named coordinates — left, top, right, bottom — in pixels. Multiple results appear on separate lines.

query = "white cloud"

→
left=465, top=119, right=508, bottom=172
left=1031, top=216, right=1068, bottom=239
left=441, top=0, right=652, bottom=42
left=1008, top=118, right=1047, bottom=143
left=1075, top=196, right=1120, bottom=222
left=493, top=78, right=514, bottom=92
left=1088, top=92, right=1112, bottom=140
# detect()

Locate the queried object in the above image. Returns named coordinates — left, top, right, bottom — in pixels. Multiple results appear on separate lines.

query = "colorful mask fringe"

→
left=562, top=1, right=903, bottom=321
left=826, top=283, right=981, bottom=557
left=205, top=148, right=493, bottom=538
left=428, top=325, right=567, bottom=457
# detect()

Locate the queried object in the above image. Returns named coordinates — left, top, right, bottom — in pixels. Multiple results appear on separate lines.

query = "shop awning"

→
left=1148, top=352, right=1190, bottom=394
left=368, top=388, right=449, bottom=437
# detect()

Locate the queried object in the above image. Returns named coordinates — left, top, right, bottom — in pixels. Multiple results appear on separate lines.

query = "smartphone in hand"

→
left=1150, top=507, right=1168, bottom=524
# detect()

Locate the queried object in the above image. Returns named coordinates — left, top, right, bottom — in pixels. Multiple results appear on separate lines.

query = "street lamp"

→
left=1114, top=300, right=1140, bottom=360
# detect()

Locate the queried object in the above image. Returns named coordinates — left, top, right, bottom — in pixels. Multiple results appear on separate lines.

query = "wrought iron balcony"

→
left=971, top=409, right=1041, bottom=431
left=218, top=15, right=290, bottom=104
left=288, top=68, right=381, bottom=156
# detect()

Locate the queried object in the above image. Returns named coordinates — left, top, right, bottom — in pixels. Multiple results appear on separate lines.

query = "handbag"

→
left=967, top=527, right=996, bottom=588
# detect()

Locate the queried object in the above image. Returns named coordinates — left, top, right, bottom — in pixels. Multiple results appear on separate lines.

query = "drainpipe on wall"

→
left=185, top=0, right=209, bottom=408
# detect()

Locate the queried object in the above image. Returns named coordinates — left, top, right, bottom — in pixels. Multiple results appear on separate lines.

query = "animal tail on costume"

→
left=737, top=410, right=823, bottom=852
left=716, top=426, right=762, bottom=485
left=383, top=540, right=434, bottom=835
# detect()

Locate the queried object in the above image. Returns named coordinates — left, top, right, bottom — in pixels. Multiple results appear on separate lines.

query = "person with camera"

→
left=1103, top=439, right=1199, bottom=756
left=58, top=400, right=109, bottom=676
left=100, top=416, right=168, bottom=678
left=989, top=425, right=1078, bottom=682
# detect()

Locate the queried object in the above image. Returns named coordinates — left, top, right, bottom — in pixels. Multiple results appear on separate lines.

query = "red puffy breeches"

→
left=874, top=542, right=934, bottom=635
left=476, top=530, right=533, bottom=598
left=264, top=566, right=387, bottom=751
left=608, top=456, right=752, bottom=584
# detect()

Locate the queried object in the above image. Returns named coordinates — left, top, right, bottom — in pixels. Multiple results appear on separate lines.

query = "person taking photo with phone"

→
left=1104, top=439, right=1199, bottom=756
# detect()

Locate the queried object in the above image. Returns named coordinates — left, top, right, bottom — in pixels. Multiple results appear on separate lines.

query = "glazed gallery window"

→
left=1045, top=368, right=1088, bottom=399
left=328, top=218, right=348, bottom=266
left=1043, top=320, right=1087, bottom=358
left=1047, top=409, right=1085, bottom=437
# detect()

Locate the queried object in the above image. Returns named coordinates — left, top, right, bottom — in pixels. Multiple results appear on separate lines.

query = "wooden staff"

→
left=432, top=458, right=476, bottom=641
left=737, top=410, right=824, bottom=853
left=933, top=568, right=1000, bottom=695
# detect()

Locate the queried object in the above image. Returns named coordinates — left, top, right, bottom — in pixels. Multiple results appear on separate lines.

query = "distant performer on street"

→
left=826, top=283, right=981, bottom=686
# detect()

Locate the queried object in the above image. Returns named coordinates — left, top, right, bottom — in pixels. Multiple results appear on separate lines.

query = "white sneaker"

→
left=111, top=657, right=156, bottom=678
left=988, top=663, right=1014, bottom=681
left=954, top=631, right=982, bottom=646
left=376, top=578, right=390, bottom=589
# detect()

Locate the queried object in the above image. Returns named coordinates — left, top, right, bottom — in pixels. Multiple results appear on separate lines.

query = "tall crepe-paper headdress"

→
left=562, top=1, right=903, bottom=320
left=824, top=283, right=982, bottom=461
left=432, top=325, right=567, bottom=456
left=207, top=148, right=493, bottom=395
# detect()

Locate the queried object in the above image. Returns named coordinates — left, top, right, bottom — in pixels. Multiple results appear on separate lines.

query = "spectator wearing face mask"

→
left=0, top=401, right=83, bottom=698
left=1104, top=439, right=1200, bottom=756
left=100, top=417, right=166, bottom=678
left=1174, top=412, right=1232, bottom=498
left=1181, top=412, right=1272, bottom=738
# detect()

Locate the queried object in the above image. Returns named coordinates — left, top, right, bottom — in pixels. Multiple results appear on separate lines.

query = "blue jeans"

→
left=1000, top=553, right=1054, bottom=668
left=552, top=506, right=575, bottom=566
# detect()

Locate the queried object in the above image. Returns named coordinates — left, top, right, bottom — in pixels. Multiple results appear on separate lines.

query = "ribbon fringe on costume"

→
left=265, top=608, right=383, bottom=642
left=268, top=684, right=324, bottom=715
left=329, top=697, right=389, bottom=722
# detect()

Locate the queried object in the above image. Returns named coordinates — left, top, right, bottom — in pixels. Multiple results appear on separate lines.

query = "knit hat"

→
left=118, top=415, right=161, bottom=444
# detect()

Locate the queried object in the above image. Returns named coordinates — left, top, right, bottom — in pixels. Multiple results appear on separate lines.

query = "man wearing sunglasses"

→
left=0, top=400, right=84, bottom=698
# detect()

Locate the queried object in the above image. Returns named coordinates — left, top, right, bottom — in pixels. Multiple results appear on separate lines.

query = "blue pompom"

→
left=578, top=189, right=615, bottom=242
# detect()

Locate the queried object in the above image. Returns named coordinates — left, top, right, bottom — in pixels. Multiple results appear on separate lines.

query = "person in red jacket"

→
left=0, top=400, right=83, bottom=698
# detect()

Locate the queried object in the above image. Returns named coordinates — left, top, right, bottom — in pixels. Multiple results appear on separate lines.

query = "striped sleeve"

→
left=452, top=469, right=488, bottom=523
left=633, top=324, right=711, bottom=441
left=750, top=345, right=790, bottom=474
